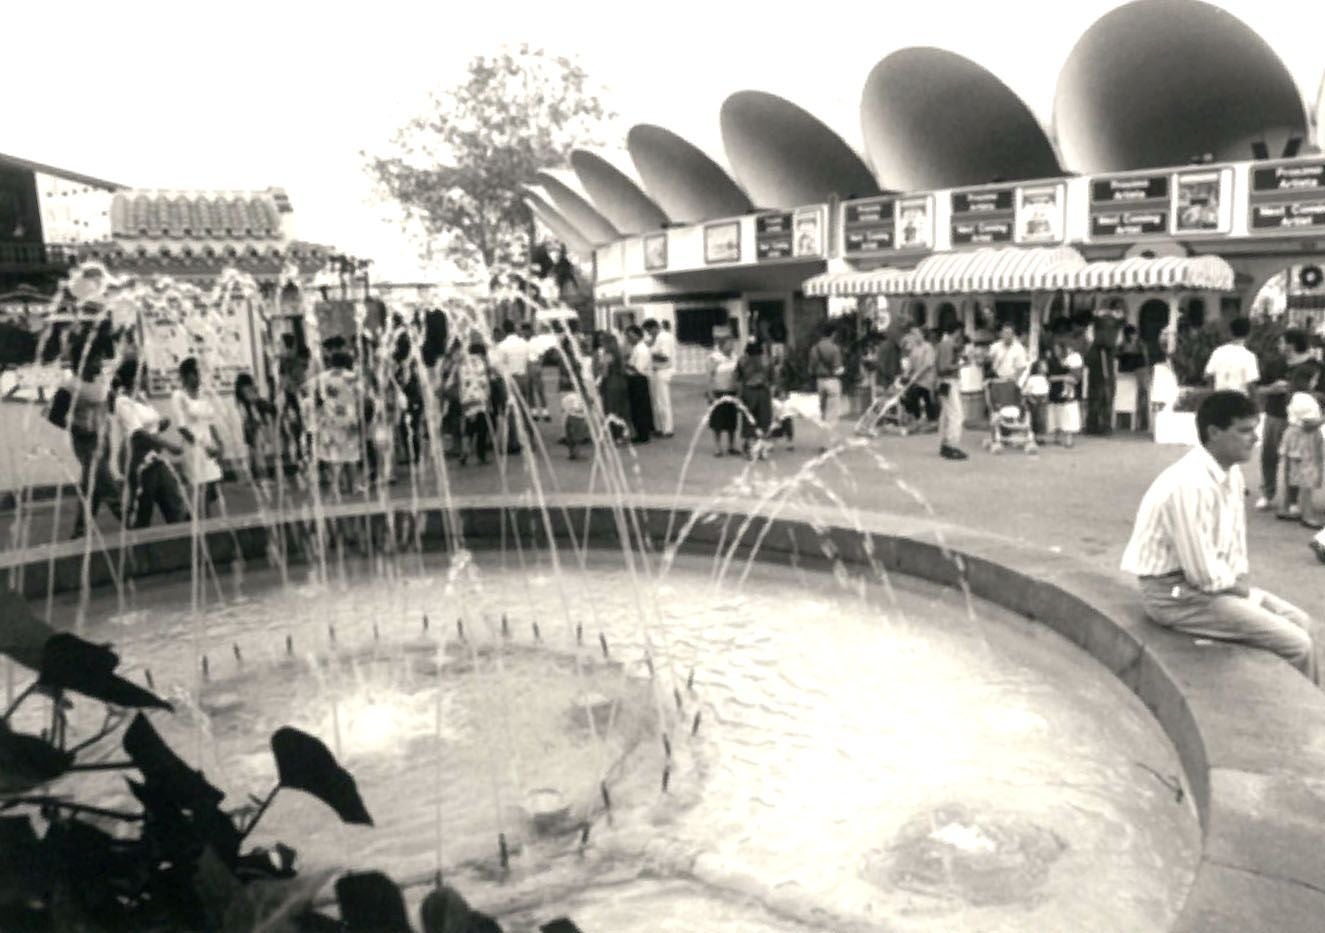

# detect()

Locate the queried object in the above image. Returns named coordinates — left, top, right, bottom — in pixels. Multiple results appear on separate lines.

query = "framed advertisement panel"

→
left=950, top=186, right=1015, bottom=246
left=643, top=233, right=668, bottom=271
left=1247, top=160, right=1325, bottom=235
left=1014, top=183, right=1066, bottom=244
left=792, top=205, right=826, bottom=258
left=703, top=221, right=741, bottom=264
left=1174, top=168, right=1232, bottom=235
left=895, top=195, right=934, bottom=252
left=842, top=196, right=896, bottom=255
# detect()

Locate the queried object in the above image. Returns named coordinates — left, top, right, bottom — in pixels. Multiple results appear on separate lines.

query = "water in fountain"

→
left=0, top=266, right=1201, bottom=931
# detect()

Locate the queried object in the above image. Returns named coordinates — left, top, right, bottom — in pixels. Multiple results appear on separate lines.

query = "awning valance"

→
left=803, top=267, right=909, bottom=297
left=805, top=248, right=1237, bottom=298
left=904, top=247, right=1087, bottom=295
left=1042, top=255, right=1236, bottom=292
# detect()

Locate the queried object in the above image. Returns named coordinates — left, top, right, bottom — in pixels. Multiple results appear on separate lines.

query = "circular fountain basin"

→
left=29, top=547, right=1200, bottom=933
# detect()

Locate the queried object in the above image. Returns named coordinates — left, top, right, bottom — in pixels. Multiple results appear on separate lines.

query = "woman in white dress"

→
left=171, top=357, right=224, bottom=516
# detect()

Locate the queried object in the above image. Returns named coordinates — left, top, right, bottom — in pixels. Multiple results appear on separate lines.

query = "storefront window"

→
left=675, top=306, right=727, bottom=347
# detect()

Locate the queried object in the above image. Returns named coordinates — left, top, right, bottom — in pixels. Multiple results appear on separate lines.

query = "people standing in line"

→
left=644, top=318, right=675, bottom=438
left=901, top=325, right=939, bottom=429
left=524, top=322, right=556, bottom=422
left=234, top=373, right=277, bottom=487
left=308, top=349, right=363, bottom=497
left=171, top=357, right=225, bottom=517
left=1084, top=315, right=1120, bottom=436
left=110, top=359, right=187, bottom=529
left=935, top=319, right=968, bottom=460
left=593, top=331, right=631, bottom=445
left=736, top=339, right=773, bottom=460
left=707, top=335, right=740, bottom=457
left=1258, top=329, right=1321, bottom=512
left=277, top=352, right=309, bottom=482
left=623, top=325, right=656, bottom=444
left=1046, top=337, right=1084, bottom=448
left=1204, top=317, right=1260, bottom=395
left=1121, top=390, right=1321, bottom=685
left=808, top=322, right=845, bottom=452
left=52, top=344, right=121, bottom=538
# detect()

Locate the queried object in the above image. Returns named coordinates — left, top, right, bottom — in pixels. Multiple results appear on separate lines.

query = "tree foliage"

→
left=368, top=45, right=614, bottom=276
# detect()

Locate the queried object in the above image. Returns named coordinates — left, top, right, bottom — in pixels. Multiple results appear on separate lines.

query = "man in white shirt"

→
left=643, top=318, right=675, bottom=437
left=522, top=321, right=556, bottom=421
left=624, top=325, right=656, bottom=443
left=493, top=318, right=532, bottom=438
left=1203, top=317, right=1260, bottom=395
left=1121, top=390, right=1319, bottom=684
left=987, top=323, right=1029, bottom=384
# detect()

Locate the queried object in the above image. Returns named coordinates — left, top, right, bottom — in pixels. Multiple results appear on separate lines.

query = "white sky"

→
left=5, top=0, right=1323, bottom=281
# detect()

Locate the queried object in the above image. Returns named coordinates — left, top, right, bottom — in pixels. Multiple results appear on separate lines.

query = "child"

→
left=1278, top=390, right=1324, bottom=528
left=1021, top=359, right=1051, bottom=444
left=561, top=390, right=591, bottom=460
left=769, top=390, right=795, bottom=451
left=1045, top=340, right=1084, bottom=448
left=234, top=373, right=277, bottom=486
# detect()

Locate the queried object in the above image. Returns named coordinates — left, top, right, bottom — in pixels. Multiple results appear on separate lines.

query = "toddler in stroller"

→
left=983, top=378, right=1038, bottom=454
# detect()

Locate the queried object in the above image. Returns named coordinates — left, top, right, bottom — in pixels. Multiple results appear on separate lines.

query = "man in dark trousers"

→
left=936, top=318, right=967, bottom=460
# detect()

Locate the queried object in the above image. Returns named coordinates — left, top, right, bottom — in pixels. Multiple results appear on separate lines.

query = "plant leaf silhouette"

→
left=41, top=633, right=172, bottom=710
left=124, top=714, right=225, bottom=810
left=0, top=721, right=75, bottom=792
left=0, top=815, right=44, bottom=909
left=335, top=871, right=411, bottom=932
left=271, top=727, right=373, bottom=826
left=235, top=842, right=298, bottom=880
left=421, top=883, right=507, bottom=933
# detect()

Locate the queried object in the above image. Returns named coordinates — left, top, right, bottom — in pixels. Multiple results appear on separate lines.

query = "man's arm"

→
left=1165, top=484, right=1243, bottom=594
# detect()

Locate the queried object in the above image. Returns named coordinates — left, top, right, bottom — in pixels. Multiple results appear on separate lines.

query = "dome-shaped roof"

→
left=626, top=124, right=754, bottom=222
left=569, top=148, right=669, bottom=235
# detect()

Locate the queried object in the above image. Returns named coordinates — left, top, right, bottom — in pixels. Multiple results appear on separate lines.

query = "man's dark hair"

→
left=642, top=319, right=659, bottom=332
left=941, top=318, right=964, bottom=335
left=1229, top=317, right=1251, bottom=339
left=1283, top=328, right=1310, bottom=355
left=178, top=357, right=200, bottom=381
left=113, top=359, right=139, bottom=393
left=1197, top=389, right=1258, bottom=444
left=819, top=322, right=836, bottom=338
left=999, top=321, right=1015, bottom=332
left=502, top=319, right=516, bottom=335
left=1123, top=324, right=1137, bottom=338
left=519, top=321, right=533, bottom=334
left=625, top=324, right=643, bottom=340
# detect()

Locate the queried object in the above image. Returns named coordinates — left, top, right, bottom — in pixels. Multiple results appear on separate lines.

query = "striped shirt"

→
left=1120, top=445, right=1248, bottom=594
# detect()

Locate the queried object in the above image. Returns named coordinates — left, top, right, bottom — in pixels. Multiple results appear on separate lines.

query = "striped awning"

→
left=1043, top=255, right=1236, bottom=292
left=803, top=266, right=910, bottom=297
left=904, top=247, right=1087, bottom=295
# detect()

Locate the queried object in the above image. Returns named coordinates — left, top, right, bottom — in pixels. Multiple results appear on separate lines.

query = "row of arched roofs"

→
left=526, top=0, right=1325, bottom=254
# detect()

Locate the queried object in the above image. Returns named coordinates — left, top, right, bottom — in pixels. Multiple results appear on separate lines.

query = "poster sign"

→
left=950, top=186, right=1015, bottom=245
left=140, top=295, right=256, bottom=398
left=793, top=206, right=825, bottom=258
left=644, top=233, right=668, bottom=271
left=1174, top=169, right=1230, bottom=234
left=842, top=196, right=896, bottom=254
left=755, top=212, right=795, bottom=261
left=1015, top=183, right=1065, bottom=244
left=1089, top=173, right=1170, bottom=238
left=895, top=196, right=934, bottom=251
left=704, top=221, right=741, bottom=264
left=1248, top=160, right=1325, bottom=233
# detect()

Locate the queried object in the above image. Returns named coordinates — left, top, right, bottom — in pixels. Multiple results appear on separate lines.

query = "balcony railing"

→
left=0, top=242, right=78, bottom=267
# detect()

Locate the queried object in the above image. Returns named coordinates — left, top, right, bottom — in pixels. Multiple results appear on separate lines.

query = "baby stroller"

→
left=983, top=379, right=1038, bottom=454
left=855, top=372, right=918, bottom=438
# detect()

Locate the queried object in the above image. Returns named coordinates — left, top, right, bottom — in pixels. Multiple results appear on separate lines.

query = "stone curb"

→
left=4, top=493, right=1324, bottom=930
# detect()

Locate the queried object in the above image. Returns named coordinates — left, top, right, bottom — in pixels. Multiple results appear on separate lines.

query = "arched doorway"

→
left=936, top=301, right=959, bottom=332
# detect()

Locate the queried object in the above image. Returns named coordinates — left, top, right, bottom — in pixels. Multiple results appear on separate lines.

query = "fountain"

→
left=2, top=260, right=1314, bottom=931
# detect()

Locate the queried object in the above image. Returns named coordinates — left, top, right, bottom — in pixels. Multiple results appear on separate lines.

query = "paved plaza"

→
left=3, top=376, right=1320, bottom=616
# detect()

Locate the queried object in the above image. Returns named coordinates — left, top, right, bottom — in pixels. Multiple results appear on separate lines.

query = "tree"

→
left=368, top=45, right=614, bottom=277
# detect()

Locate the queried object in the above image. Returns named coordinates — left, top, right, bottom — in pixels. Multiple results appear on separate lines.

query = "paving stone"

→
left=1173, top=860, right=1325, bottom=933
left=1205, top=768, right=1325, bottom=893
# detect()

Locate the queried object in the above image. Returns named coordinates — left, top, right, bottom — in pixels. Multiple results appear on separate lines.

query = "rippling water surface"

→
left=33, top=547, right=1200, bottom=932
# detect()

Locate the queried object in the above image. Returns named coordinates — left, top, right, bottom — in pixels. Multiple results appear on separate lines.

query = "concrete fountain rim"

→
left=5, top=491, right=1324, bottom=931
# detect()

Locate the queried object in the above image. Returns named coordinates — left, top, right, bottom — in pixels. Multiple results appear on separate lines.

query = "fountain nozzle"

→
left=328, top=624, right=337, bottom=645
left=145, top=669, right=154, bottom=690
left=372, top=622, right=380, bottom=642
left=673, top=688, right=683, bottom=712
left=662, top=766, right=671, bottom=793
left=644, top=655, right=655, bottom=677
left=232, top=644, right=243, bottom=666
left=691, top=711, right=702, bottom=737
left=598, top=633, right=609, bottom=659
left=501, top=614, right=510, bottom=638
left=423, top=613, right=430, bottom=632
left=662, top=734, right=672, bottom=759
left=532, top=621, right=541, bottom=641
left=201, top=655, right=210, bottom=680
left=285, top=634, right=293, bottom=657
left=576, top=623, right=583, bottom=646
left=498, top=833, right=509, bottom=871
left=687, top=668, right=695, bottom=692
left=600, top=781, right=612, bottom=813
left=457, top=619, right=466, bottom=641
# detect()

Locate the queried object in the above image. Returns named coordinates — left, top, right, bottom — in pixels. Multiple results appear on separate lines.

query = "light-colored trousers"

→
left=937, top=381, right=964, bottom=448
left=1139, top=573, right=1319, bottom=685
left=651, top=370, right=674, bottom=435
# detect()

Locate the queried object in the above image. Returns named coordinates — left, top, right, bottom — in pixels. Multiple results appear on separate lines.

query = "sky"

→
left=5, top=0, right=1324, bottom=282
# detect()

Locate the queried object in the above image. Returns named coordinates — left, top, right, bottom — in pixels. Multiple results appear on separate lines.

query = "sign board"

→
left=1015, top=183, right=1066, bottom=244
left=950, top=186, right=1015, bottom=245
left=1089, top=173, right=1170, bottom=239
left=1248, top=160, right=1325, bottom=234
left=895, top=195, right=934, bottom=251
left=842, top=196, right=896, bottom=255
left=139, top=297, right=258, bottom=399
left=1174, top=169, right=1231, bottom=234
left=792, top=206, right=826, bottom=258
left=755, top=212, right=795, bottom=261
left=703, top=221, right=741, bottom=264
left=643, top=233, right=668, bottom=271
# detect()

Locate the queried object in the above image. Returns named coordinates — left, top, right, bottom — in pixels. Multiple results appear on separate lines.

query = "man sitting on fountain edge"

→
left=1121, top=390, right=1321, bottom=685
